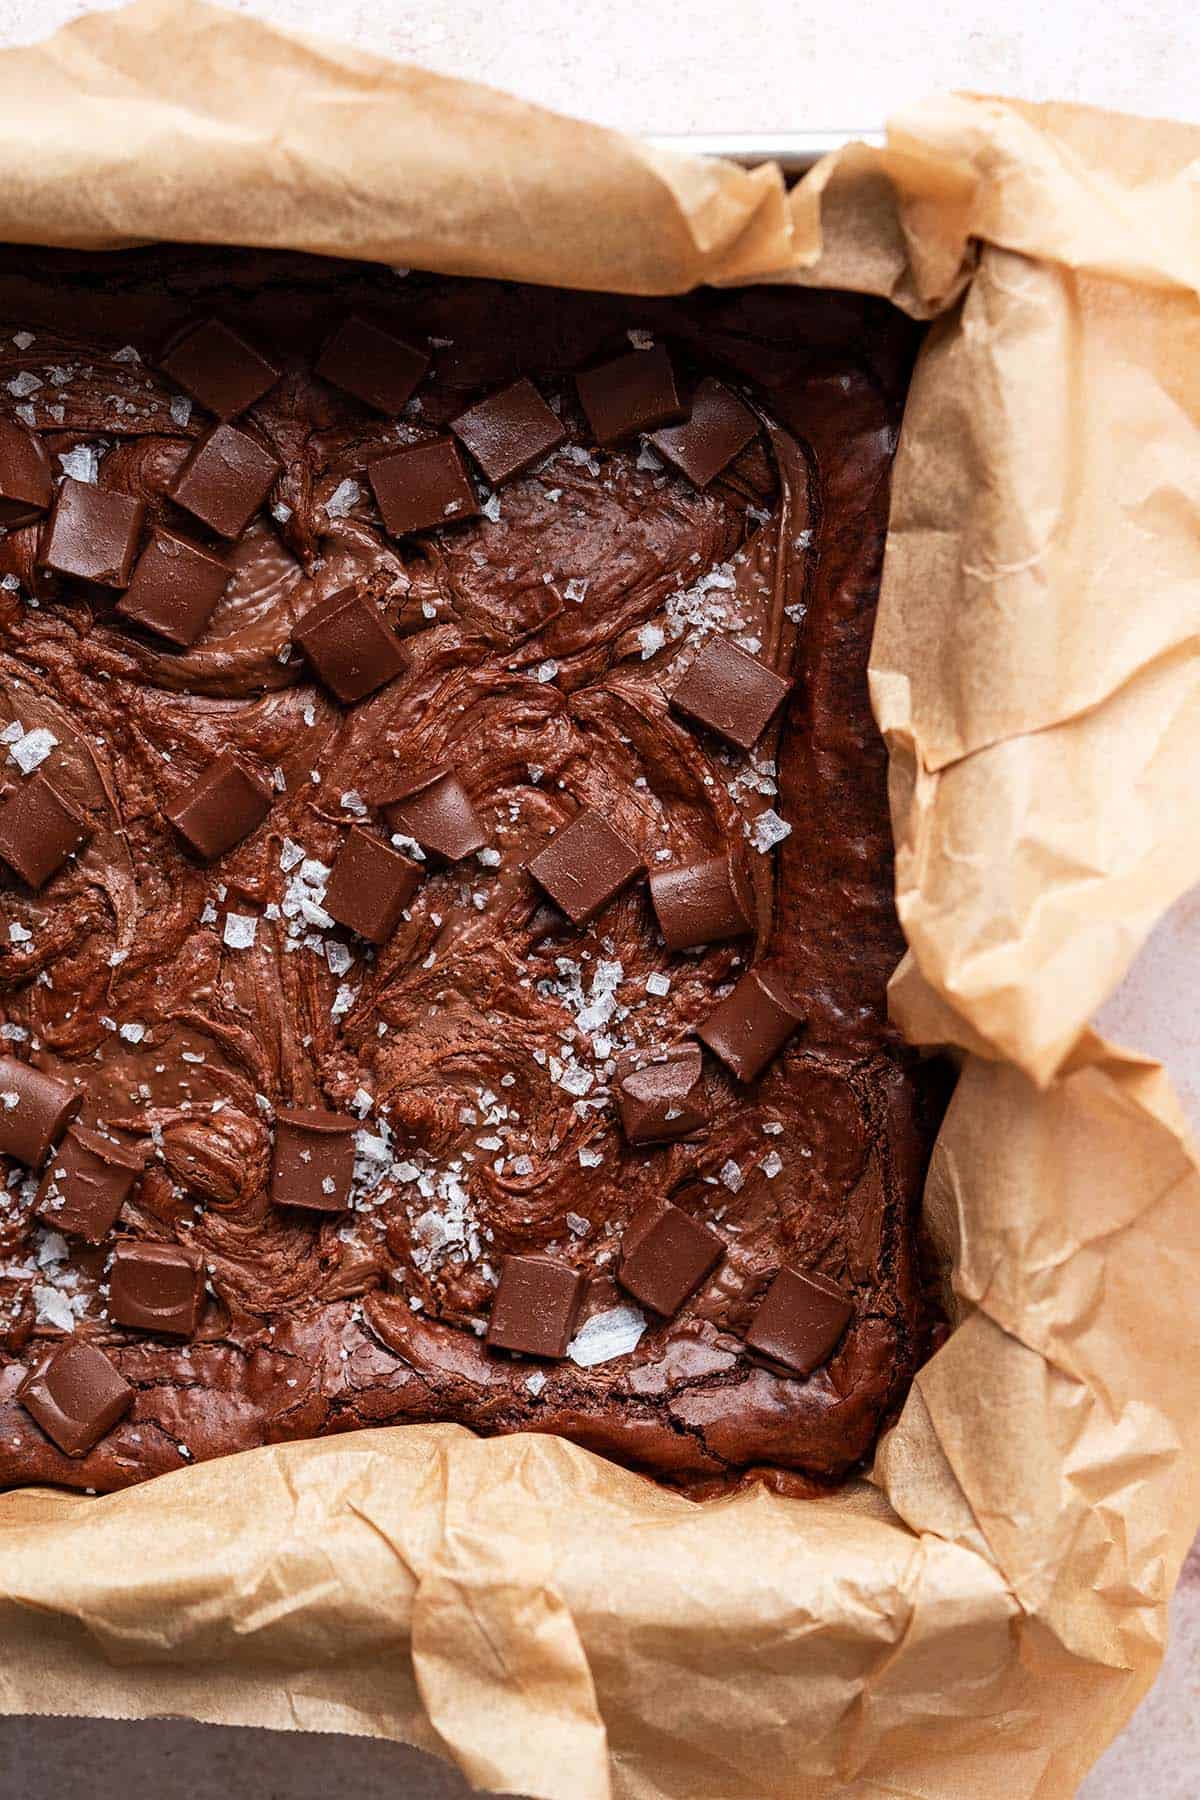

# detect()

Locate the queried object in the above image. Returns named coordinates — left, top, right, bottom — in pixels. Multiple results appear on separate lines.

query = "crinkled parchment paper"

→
left=0, top=5, right=1198, bottom=1797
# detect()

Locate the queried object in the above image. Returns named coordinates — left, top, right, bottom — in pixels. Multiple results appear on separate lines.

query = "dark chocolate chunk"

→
left=649, top=849, right=754, bottom=951
left=670, top=636, right=792, bottom=752
left=614, top=1043, right=707, bottom=1146
left=369, top=438, right=478, bottom=538
left=324, top=826, right=421, bottom=944
left=695, top=966, right=804, bottom=1083
left=39, top=477, right=145, bottom=587
left=575, top=343, right=684, bottom=446
left=166, top=749, right=272, bottom=861
left=745, top=1267, right=852, bottom=1376
left=169, top=422, right=281, bottom=538
left=19, top=1339, right=133, bottom=1457
left=158, top=318, right=280, bottom=420
left=291, top=587, right=406, bottom=704
left=115, top=528, right=230, bottom=648
left=270, top=1108, right=357, bottom=1212
left=649, top=378, right=759, bottom=488
left=0, top=416, right=52, bottom=525
left=0, top=770, right=91, bottom=888
left=382, top=768, right=486, bottom=863
left=315, top=315, right=429, bottom=414
left=618, top=1198, right=725, bottom=1317
left=0, top=1056, right=81, bottom=1168
left=486, top=1254, right=587, bottom=1360
left=36, top=1126, right=145, bottom=1244
left=109, top=1240, right=206, bottom=1338
left=450, top=378, right=567, bottom=486
left=526, top=809, right=645, bottom=926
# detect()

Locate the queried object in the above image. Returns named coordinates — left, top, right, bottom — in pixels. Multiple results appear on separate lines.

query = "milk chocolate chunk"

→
left=670, top=637, right=792, bottom=752
left=615, top=1043, right=706, bottom=1146
left=109, top=1241, right=206, bottom=1338
left=649, top=379, right=759, bottom=488
left=383, top=768, right=486, bottom=863
left=19, top=1339, right=133, bottom=1457
left=316, top=315, right=429, bottom=414
left=116, top=528, right=230, bottom=648
left=369, top=438, right=478, bottom=537
left=527, top=809, right=645, bottom=926
left=36, top=1126, right=145, bottom=1244
left=0, top=416, right=52, bottom=525
left=618, top=1199, right=725, bottom=1317
left=745, top=1268, right=852, bottom=1377
left=324, top=826, right=421, bottom=944
left=169, top=422, right=281, bottom=538
left=575, top=343, right=684, bottom=446
left=695, top=966, right=804, bottom=1084
left=166, top=749, right=271, bottom=861
left=292, top=588, right=406, bottom=704
left=649, top=849, right=754, bottom=951
left=450, top=378, right=567, bottom=486
left=158, top=318, right=280, bottom=420
left=486, top=1254, right=587, bottom=1360
left=270, top=1108, right=357, bottom=1212
left=39, top=478, right=145, bottom=586
left=0, top=1056, right=81, bottom=1167
left=0, top=771, right=91, bottom=888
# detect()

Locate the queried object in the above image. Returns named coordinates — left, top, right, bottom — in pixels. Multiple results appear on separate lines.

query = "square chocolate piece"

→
left=369, top=438, right=478, bottom=538
left=39, top=477, right=145, bottom=587
left=19, top=1339, right=134, bottom=1458
left=109, top=1240, right=206, bottom=1338
left=169, top=422, right=281, bottom=539
left=575, top=344, right=684, bottom=446
left=36, top=1125, right=145, bottom=1243
left=745, top=1267, right=852, bottom=1377
left=649, top=849, right=754, bottom=951
left=526, top=809, right=645, bottom=927
left=649, top=379, right=759, bottom=488
left=292, top=588, right=406, bottom=704
left=382, top=768, right=486, bottom=863
left=0, top=1054, right=82, bottom=1168
left=670, top=637, right=792, bottom=752
left=116, top=529, right=230, bottom=648
left=486, top=1254, right=587, bottom=1360
left=0, top=771, right=92, bottom=888
left=316, top=315, right=429, bottom=415
left=166, top=749, right=272, bottom=861
left=324, top=826, right=421, bottom=944
left=158, top=318, right=280, bottom=420
left=614, top=1043, right=707, bottom=1146
left=450, top=378, right=567, bottom=486
left=618, top=1199, right=725, bottom=1317
left=695, top=966, right=804, bottom=1085
left=270, top=1108, right=357, bottom=1211
left=0, top=417, right=52, bottom=525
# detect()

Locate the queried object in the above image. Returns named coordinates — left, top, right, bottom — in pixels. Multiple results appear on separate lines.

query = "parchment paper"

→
left=0, top=5, right=1198, bottom=1797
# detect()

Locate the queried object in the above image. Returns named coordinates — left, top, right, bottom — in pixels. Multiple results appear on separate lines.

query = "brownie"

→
left=0, top=246, right=944, bottom=1494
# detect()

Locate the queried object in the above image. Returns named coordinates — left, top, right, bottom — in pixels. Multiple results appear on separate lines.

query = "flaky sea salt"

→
left=223, top=913, right=258, bottom=950
left=719, top=1159, right=744, bottom=1192
left=645, top=971, right=671, bottom=997
left=58, top=444, right=100, bottom=484
left=751, top=809, right=792, bottom=853
left=761, top=1151, right=784, bottom=1180
left=638, top=623, right=665, bottom=659
left=8, top=727, right=56, bottom=774
left=536, top=660, right=559, bottom=684
left=567, top=1306, right=647, bottom=1368
left=325, top=478, right=361, bottom=518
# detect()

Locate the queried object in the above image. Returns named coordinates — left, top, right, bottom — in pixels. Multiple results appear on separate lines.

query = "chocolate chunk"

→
left=450, top=378, right=567, bottom=486
left=270, top=1108, right=357, bottom=1212
left=116, top=528, right=230, bottom=648
left=670, top=637, right=792, bottom=752
left=166, top=749, right=272, bottom=861
left=382, top=768, right=486, bottom=863
left=19, top=1339, right=133, bottom=1457
left=36, top=1126, right=145, bottom=1244
left=618, top=1199, right=725, bottom=1317
left=169, top=422, right=281, bottom=538
left=324, top=826, right=421, bottom=944
left=745, top=1268, right=852, bottom=1376
left=158, top=318, right=280, bottom=420
left=614, top=1043, right=707, bottom=1146
left=486, top=1254, right=587, bottom=1359
left=0, top=771, right=91, bottom=888
left=649, top=849, right=754, bottom=951
left=369, top=438, right=478, bottom=538
left=292, top=587, right=406, bottom=704
left=575, top=343, right=684, bottom=446
left=695, top=966, right=804, bottom=1083
left=0, top=417, right=52, bottom=525
left=109, top=1240, right=206, bottom=1338
left=39, top=477, right=145, bottom=587
left=315, top=315, right=429, bottom=415
left=526, top=809, right=645, bottom=926
left=0, top=1056, right=81, bottom=1167
left=649, top=379, right=759, bottom=488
